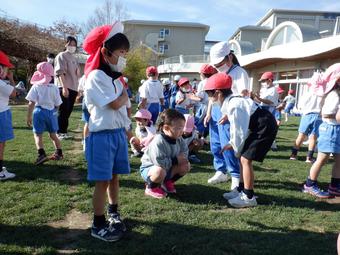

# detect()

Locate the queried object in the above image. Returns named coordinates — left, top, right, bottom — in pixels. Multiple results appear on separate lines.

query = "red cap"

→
left=204, top=73, right=232, bottom=91
left=259, top=71, right=274, bottom=81
left=146, top=66, right=158, bottom=76
left=277, top=86, right=284, bottom=94
left=0, top=51, right=14, bottom=68
left=200, top=64, right=217, bottom=75
left=178, top=77, right=190, bottom=87
left=83, top=22, right=123, bottom=77
left=288, top=89, right=295, bottom=95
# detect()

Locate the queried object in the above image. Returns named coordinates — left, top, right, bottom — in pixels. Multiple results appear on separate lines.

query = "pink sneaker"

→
left=162, top=180, right=176, bottom=193
left=145, top=186, right=167, bottom=199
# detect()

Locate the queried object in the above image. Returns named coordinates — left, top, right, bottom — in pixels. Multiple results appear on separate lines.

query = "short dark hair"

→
left=47, top=53, right=55, bottom=58
left=157, top=109, right=185, bottom=131
left=205, top=88, right=232, bottom=98
left=104, top=33, right=130, bottom=53
left=66, top=36, right=77, bottom=46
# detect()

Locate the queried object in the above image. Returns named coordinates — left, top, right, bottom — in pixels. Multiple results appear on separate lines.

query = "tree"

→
left=82, top=0, right=129, bottom=37
left=49, top=18, right=82, bottom=41
left=123, top=47, right=155, bottom=92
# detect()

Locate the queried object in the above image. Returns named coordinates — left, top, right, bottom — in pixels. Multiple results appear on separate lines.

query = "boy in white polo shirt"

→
left=26, top=62, right=63, bottom=165
left=0, top=51, right=16, bottom=180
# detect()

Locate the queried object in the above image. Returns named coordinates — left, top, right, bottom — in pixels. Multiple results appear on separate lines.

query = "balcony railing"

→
left=163, top=55, right=210, bottom=65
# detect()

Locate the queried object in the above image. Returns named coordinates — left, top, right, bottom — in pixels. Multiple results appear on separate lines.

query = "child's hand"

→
left=62, top=87, right=69, bottom=98
left=27, top=116, right=32, bottom=127
left=204, top=114, right=211, bottom=127
left=218, top=115, right=228, bottom=125
left=220, top=144, right=232, bottom=154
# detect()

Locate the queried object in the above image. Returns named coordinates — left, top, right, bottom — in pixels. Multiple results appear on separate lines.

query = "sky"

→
left=1, top=0, right=340, bottom=41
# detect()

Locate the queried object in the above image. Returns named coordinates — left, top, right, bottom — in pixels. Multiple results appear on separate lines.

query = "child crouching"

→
left=26, top=62, right=63, bottom=165
left=140, top=109, right=190, bottom=199
left=130, top=109, right=156, bottom=157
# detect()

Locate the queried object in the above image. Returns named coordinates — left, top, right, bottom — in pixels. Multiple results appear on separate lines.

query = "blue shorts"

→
left=32, top=107, right=59, bottom=134
left=298, top=113, right=322, bottom=136
left=317, top=122, right=340, bottom=153
left=284, top=103, right=294, bottom=113
left=140, top=164, right=172, bottom=182
left=86, top=128, right=130, bottom=181
left=82, top=101, right=90, bottom=123
left=0, top=109, right=14, bottom=142
left=274, top=109, right=281, bottom=121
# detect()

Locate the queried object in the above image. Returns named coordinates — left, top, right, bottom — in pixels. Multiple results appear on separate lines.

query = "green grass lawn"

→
left=0, top=105, right=339, bottom=255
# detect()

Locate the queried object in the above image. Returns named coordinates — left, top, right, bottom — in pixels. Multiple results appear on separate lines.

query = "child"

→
left=303, top=63, right=340, bottom=198
left=26, top=62, right=63, bottom=165
left=138, top=66, right=165, bottom=123
left=175, top=77, right=201, bottom=115
left=140, top=109, right=190, bottom=199
left=290, top=75, right=323, bottom=163
left=130, top=109, right=156, bottom=158
left=0, top=51, right=16, bottom=180
left=182, top=114, right=204, bottom=163
left=204, top=73, right=277, bottom=208
left=162, top=78, right=171, bottom=109
left=170, top=75, right=181, bottom=109
left=83, top=22, right=130, bottom=242
left=283, top=89, right=296, bottom=122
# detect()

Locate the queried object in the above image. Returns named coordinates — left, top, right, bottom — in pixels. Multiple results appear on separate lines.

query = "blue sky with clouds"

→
left=1, top=0, right=340, bottom=41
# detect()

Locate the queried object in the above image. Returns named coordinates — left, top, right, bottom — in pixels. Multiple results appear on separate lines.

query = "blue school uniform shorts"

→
left=0, top=109, right=14, bottom=142
left=86, top=128, right=130, bottom=181
left=298, top=113, right=322, bottom=136
left=317, top=122, right=340, bottom=153
left=140, top=164, right=172, bottom=182
left=82, top=101, right=90, bottom=123
left=284, top=103, right=294, bottom=113
left=33, top=106, right=59, bottom=134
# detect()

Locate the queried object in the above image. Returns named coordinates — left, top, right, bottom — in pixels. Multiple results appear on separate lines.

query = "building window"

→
left=159, top=44, right=169, bottom=53
left=159, top=28, right=170, bottom=38
left=265, top=21, right=302, bottom=49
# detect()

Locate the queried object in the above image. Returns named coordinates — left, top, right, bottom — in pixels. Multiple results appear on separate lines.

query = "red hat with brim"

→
left=0, top=51, right=14, bottom=68
left=200, top=64, right=217, bottom=75
left=277, top=86, right=284, bottom=94
left=288, top=89, right=295, bottom=95
left=146, top=66, right=158, bottom=76
left=204, top=73, right=232, bottom=91
left=178, top=77, right=190, bottom=87
left=259, top=71, right=274, bottom=81
left=83, top=22, right=124, bottom=77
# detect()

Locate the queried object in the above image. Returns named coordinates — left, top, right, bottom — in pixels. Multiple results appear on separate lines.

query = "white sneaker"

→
left=223, top=188, right=240, bottom=200
left=228, top=191, right=257, bottom=208
left=0, top=167, right=16, bottom=181
left=207, top=171, right=228, bottom=184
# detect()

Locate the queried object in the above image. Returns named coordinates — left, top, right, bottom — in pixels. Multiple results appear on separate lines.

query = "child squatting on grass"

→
left=26, top=62, right=64, bottom=165
left=140, top=109, right=191, bottom=199
left=204, top=73, right=278, bottom=208
left=0, top=51, right=16, bottom=181
left=83, top=22, right=130, bottom=242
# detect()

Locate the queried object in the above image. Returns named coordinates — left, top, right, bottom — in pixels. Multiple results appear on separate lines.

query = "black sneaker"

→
left=91, top=223, right=123, bottom=242
left=108, top=213, right=127, bottom=232
left=35, top=154, right=49, bottom=165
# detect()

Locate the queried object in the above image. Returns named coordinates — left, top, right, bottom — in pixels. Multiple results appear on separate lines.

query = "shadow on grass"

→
left=0, top=219, right=337, bottom=255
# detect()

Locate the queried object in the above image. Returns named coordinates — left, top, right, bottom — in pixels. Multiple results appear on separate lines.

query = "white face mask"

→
left=66, top=46, right=76, bottom=54
left=261, top=82, right=269, bottom=88
left=108, top=55, right=127, bottom=73
left=216, top=64, right=230, bottom=73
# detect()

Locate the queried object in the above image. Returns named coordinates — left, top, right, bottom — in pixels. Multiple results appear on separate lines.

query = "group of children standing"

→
left=1, top=21, right=339, bottom=243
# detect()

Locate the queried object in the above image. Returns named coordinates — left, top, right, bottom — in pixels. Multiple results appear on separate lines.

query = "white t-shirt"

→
left=25, top=84, right=62, bottom=110
left=228, top=66, right=250, bottom=95
left=176, top=91, right=194, bottom=108
left=221, top=96, right=258, bottom=157
left=0, top=80, right=14, bottom=113
left=196, top=79, right=209, bottom=104
left=78, top=75, right=86, bottom=92
left=300, top=90, right=322, bottom=115
left=260, top=86, right=279, bottom=112
left=322, top=90, right=340, bottom=124
left=140, top=79, right=164, bottom=104
left=85, top=70, right=131, bottom=132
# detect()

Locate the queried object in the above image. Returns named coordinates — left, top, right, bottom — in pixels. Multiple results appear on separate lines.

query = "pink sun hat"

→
left=30, top=62, right=54, bottom=85
left=322, top=63, right=340, bottom=95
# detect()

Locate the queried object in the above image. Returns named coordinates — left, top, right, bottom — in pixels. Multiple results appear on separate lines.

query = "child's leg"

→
left=83, top=123, right=89, bottom=138
left=291, top=132, right=306, bottom=159
left=49, top=133, right=61, bottom=149
left=34, top=133, right=44, bottom=150
left=306, top=134, right=317, bottom=160
left=308, top=152, right=329, bottom=181
left=0, top=142, right=5, bottom=169
left=93, top=180, right=110, bottom=216
left=107, top=174, right=119, bottom=206
left=331, top=154, right=340, bottom=178
left=170, top=159, right=191, bottom=182
left=240, top=156, right=254, bottom=198
left=148, top=166, right=167, bottom=184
